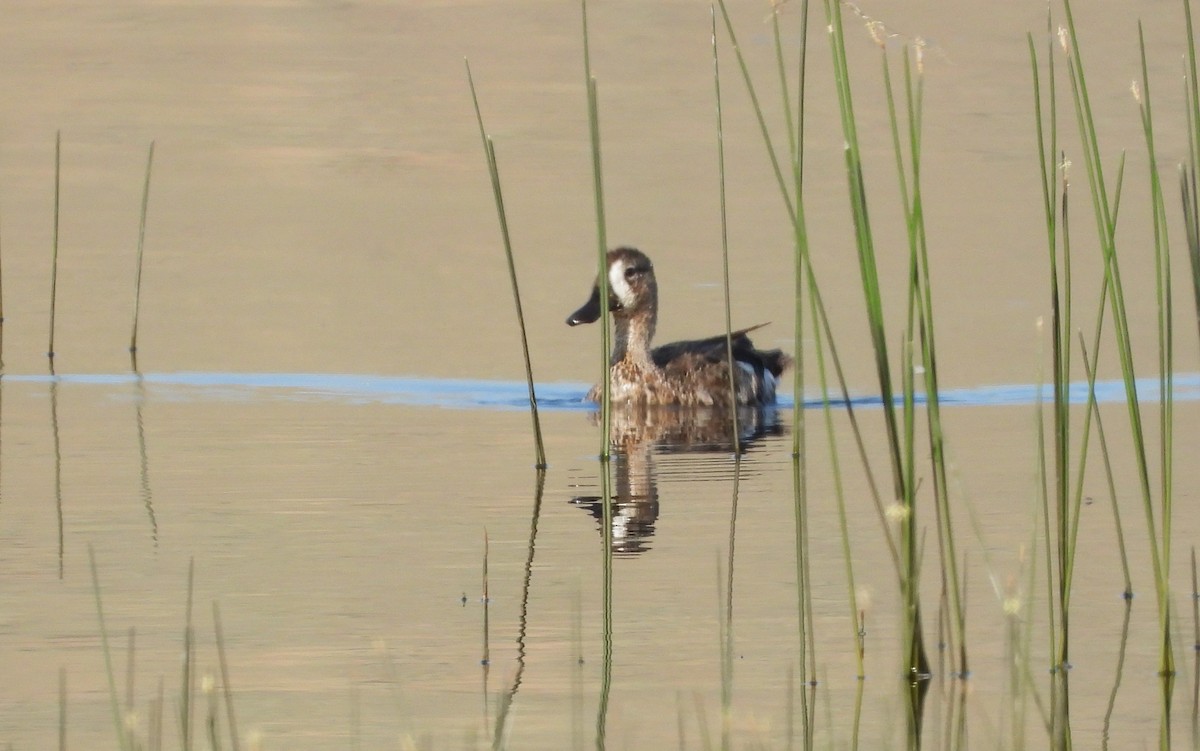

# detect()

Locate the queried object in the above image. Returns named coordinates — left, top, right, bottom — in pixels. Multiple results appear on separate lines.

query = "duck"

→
left=566, top=246, right=792, bottom=407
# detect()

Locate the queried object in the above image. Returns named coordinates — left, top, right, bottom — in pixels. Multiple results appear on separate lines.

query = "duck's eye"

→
left=624, top=266, right=642, bottom=280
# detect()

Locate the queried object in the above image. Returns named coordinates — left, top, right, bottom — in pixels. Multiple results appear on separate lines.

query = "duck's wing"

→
left=651, top=324, right=791, bottom=378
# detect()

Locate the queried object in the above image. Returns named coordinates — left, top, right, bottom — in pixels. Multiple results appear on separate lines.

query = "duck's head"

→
left=566, top=246, right=658, bottom=326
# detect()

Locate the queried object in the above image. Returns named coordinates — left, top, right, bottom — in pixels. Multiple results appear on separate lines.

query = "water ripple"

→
left=1, top=371, right=1197, bottom=411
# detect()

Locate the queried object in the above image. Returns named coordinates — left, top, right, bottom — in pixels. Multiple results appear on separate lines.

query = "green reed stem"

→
left=711, top=7, right=739, bottom=448
left=1057, top=163, right=1075, bottom=685
left=1065, top=156, right=1126, bottom=601
left=1062, top=0, right=1172, bottom=680
left=1181, top=165, right=1200, bottom=345
left=181, top=557, right=195, bottom=751
left=124, top=627, right=135, bottom=715
left=1056, top=152, right=1074, bottom=748
left=886, top=39, right=966, bottom=677
left=152, top=676, right=164, bottom=751
left=482, top=528, right=490, bottom=673
left=49, top=131, right=61, bottom=363
left=1191, top=547, right=1199, bottom=748
left=821, top=0, right=926, bottom=688
left=595, top=456, right=614, bottom=748
left=58, top=667, right=66, bottom=751
left=1136, top=25, right=1174, bottom=606
left=1021, top=518, right=1052, bottom=737
left=715, top=2, right=894, bottom=568
left=759, top=10, right=819, bottom=700
left=0, top=198, right=5, bottom=335
left=1076, top=332, right=1132, bottom=596
left=1028, top=31, right=1066, bottom=693
left=789, top=0, right=811, bottom=460
left=1183, top=0, right=1200, bottom=346
left=826, top=19, right=930, bottom=689
left=465, top=60, right=547, bottom=469
left=212, top=602, right=242, bottom=751
left=581, top=0, right=611, bottom=459
left=808, top=277, right=862, bottom=677
left=1100, top=558, right=1135, bottom=746
left=89, top=546, right=131, bottom=751
left=790, top=455, right=816, bottom=748
left=718, top=425, right=743, bottom=751
left=130, top=141, right=154, bottom=360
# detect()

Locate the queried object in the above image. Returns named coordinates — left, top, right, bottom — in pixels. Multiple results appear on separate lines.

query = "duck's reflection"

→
left=570, top=405, right=784, bottom=555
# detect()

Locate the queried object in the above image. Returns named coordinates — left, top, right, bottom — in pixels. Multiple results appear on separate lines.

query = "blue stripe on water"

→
left=0, top=372, right=1197, bottom=411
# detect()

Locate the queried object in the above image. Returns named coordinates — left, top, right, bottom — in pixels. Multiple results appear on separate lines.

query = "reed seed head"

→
left=1057, top=26, right=1071, bottom=56
left=885, top=502, right=910, bottom=522
left=867, top=20, right=886, bottom=48
left=201, top=672, right=215, bottom=695
left=857, top=587, right=873, bottom=613
left=1130, top=80, right=1142, bottom=103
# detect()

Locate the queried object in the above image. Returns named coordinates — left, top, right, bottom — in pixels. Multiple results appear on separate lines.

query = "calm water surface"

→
left=0, top=1, right=1198, bottom=749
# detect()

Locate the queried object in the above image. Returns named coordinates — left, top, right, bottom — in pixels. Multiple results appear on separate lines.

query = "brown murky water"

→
left=0, top=1, right=1198, bottom=748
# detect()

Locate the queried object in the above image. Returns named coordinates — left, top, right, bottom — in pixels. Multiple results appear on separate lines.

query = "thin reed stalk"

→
left=819, top=0, right=930, bottom=691
left=1076, top=332, right=1133, bottom=596
left=1099, top=599, right=1133, bottom=749
left=790, top=457, right=817, bottom=751
left=0, top=192, right=5, bottom=369
left=881, top=33, right=967, bottom=677
left=807, top=274, right=862, bottom=678
left=205, top=672, right=221, bottom=751
left=715, top=0, right=895, bottom=570
left=1192, top=548, right=1200, bottom=748
left=1180, top=165, right=1200, bottom=344
left=571, top=584, right=583, bottom=751
left=124, top=627, right=135, bottom=714
left=465, top=61, right=547, bottom=468
left=1183, top=0, right=1200, bottom=346
left=716, top=556, right=731, bottom=751
left=711, top=8, right=740, bottom=449
left=1060, top=0, right=1172, bottom=677
left=720, top=459, right=742, bottom=751
left=49, top=131, right=61, bottom=363
left=52, top=379, right=64, bottom=579
left=58, top=667, right=66, bottom=751
left=89, top=546, right=132, bottom=751
left=1134, top=24, right=1175, bottom=633
left=580, top=0, right=611, bottom=458
left=1028, top=31, right=1063, bottom=727
left=482, top=528, right=490, bottom=670
left=481, top=528, right=492, bottom=732
left=130, top=141, right=154, bottom=363
left=181, top=557, right=195, bottom=751
left=693, top=694, right=713, bottom=751
left=595, top=457, right=614, bottom=748
left=212, top=602, right=242, bottom=751
left=151, top=676, right=164, bottom=751
left=779, top=0, right=811, bottom=459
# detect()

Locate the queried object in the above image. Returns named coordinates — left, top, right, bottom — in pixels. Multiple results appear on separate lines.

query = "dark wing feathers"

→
left=650, top=325, right=790, bottom=379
